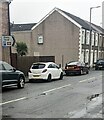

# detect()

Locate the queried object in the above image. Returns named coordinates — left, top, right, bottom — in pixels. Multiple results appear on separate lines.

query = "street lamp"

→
left=89, top=6, right=101, bottom=67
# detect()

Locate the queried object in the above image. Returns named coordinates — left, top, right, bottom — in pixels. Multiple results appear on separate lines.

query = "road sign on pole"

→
left=1, top=35, right=15, bottom=47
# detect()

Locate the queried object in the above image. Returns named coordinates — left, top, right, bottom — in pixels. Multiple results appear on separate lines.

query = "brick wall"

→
left=0, top=2, right=10, bottom=63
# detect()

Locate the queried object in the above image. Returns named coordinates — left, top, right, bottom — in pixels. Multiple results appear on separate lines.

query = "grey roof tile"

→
left=11, top=23, right=36, bottom=32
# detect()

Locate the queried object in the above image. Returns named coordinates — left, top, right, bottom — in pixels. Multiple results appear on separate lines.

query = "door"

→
left=2, top=62, right=18, bottom=86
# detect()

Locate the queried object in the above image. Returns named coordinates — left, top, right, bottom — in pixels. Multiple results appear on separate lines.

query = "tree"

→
left=15, top=42, right=28, bottom=56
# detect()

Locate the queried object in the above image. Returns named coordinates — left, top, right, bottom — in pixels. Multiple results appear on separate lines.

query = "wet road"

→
left=1, top=70, right=103, bottom=118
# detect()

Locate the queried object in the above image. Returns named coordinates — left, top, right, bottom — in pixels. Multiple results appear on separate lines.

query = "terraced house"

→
left=11, top=8, right=104, bottom=67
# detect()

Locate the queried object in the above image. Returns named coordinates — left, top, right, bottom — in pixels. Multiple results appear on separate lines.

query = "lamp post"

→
left=89, top=6, right=101, bottom=67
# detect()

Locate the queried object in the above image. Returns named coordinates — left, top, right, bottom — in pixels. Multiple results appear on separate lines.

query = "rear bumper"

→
left=95, top=66, right=104, bottom=70
left=28, top=73, right=47, bottom=80
left=65, top=70, right=81, bottom=75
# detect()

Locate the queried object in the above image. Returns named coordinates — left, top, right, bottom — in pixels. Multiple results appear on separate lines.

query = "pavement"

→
left=70, top=94, right=104, bottom=118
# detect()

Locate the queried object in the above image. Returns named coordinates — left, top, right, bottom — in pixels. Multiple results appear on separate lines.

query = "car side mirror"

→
left=59, top=64, right=61, bottom=68
left=12, top=67, right=16, bottom=72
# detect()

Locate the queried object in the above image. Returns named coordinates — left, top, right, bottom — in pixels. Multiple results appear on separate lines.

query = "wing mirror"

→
left=12, top=67, right=16, bottom=72
left=59, top=64, right=61, bottom=68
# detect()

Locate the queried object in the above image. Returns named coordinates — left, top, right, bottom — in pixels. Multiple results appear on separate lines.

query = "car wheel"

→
left=59, top=72, right=63, bottom=80
left=18, top=76, right=25, bottom=88
left=66, top=73, right=69, bottom=76
left=29, top=79, right=33, bottom=83
left=47, top=74, right=51, bottom=82
left=95, top=67, right=98, bottom=70
left=80, top=70, right=83, bottom=75
left=86, top=70, right=89, bottom=74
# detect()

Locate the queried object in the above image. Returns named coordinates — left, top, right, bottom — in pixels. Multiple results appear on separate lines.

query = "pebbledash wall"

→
left=0, top=1, right=10, bottom=63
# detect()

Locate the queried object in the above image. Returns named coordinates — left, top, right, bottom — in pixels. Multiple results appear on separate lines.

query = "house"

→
left=11, top=23, right=36, bottom=55
left=11, top=8, right=104, bottom=67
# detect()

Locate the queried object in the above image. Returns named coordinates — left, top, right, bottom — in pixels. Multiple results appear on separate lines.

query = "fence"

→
left=11, top=53, right=55, bottom=76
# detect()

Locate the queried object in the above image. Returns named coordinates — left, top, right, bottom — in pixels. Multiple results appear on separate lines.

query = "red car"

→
left=65, top=61, right=89, bottom=75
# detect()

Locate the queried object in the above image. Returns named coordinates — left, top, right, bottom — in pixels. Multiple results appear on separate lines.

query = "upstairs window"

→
left=82, top=30, right=85, bottom=44
left=86, top=31, right=90, bottom=45
left=37, top=35, right=44, bottom=44
left=91, top=33, right=94, bottom=46
left=95, top=34, right=98, bottom=46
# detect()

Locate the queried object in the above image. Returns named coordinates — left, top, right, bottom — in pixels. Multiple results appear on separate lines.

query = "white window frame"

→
left=95, top=33, right=98, bottom=46
left=86, top=31, right=90, bottom=45
left=85, top=49, right=89, bottom=63
left=94, top=50, right=97, bottom=62
left=81, top=30, right=85, bottom=44
left=37, top=35, right=44, bottom=44
left=91, top=32, right=94, bottom=46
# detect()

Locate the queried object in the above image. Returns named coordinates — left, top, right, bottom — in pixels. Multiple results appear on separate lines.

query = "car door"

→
left=0, top=63, right=5, bottom=87
left=53, top=64, right=61, bottom=78
left=2, top=62, right=18, bottom=86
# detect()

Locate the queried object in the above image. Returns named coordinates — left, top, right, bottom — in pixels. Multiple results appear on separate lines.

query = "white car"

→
left=28, top=62, right=63, bottom=82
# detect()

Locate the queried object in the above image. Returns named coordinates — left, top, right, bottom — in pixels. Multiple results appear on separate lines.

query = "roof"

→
left=60, top=9, right=91, bottom=30
left=11, top=8, right=104, bottom=34
left=32, top=8, right=104, bottom=34
left=59, top=9, right=104, bottom=33
left=11, top=23, right=36, bottom=32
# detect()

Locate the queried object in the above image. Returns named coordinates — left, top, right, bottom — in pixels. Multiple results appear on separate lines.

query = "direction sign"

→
left=2, top=35, right=15, bottom=47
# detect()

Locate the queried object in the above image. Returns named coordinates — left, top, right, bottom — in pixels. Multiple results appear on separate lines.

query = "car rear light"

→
left=65, top=66, right=69, bottom=69
left=42, top=69, right=47, bottom=73
left=29, top=70, right=32, bottom=73
left=74, top=66, right=80, bottom=70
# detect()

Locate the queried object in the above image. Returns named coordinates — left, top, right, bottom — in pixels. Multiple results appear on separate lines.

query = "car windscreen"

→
left=0, top=64, right=3, bottom=70
left=67, top=62, right=79, bottom=66
left=97, top=60, right=104, bottom=64
left=31, top=64, right=45, bottom=69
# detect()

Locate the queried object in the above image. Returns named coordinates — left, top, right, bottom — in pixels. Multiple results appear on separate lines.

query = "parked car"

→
left=28, top=62, right=63, bottom=82
left=95, top=59, right=104, bottom=70
left=64, top=61, right=89, bottom=75
left=0, top=61, right=25, bottom=88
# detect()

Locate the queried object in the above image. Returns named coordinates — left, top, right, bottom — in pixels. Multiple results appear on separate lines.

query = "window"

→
left=3, top=62, right=13, bottom=70
left=99, top=35, right=102, bottom=47
left=94, top=50, right=97, bottom=62
left=37, top=35, right=43, bottom=44
left=81, top=49, right=84, bottom=62
left=48, top=64, right=54, bottom=68
left=91, top=33, right=94, bottom=46
left=82, top=30, right=85, bottom=44
left=86, top=32, right=90, bottom=44
left=85, top=50, right=89, bottom=63
left=0, top=64, right=4, bottom=70
left=31, top=64, right=45, bottom=69
left=95, top=34, right=98, bottom=46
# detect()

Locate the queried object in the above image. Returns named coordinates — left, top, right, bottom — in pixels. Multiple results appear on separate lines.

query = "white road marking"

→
left=79, top=75, right=102, bottom=83
left=42, top=84, right=71, bottom=94
left=79, top=77, right=95, bottom=83
left=0, top=97, right=27, bottom=106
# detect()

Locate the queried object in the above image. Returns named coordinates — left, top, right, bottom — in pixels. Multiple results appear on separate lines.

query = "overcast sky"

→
left=10, top=0, right=103, bottom=26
